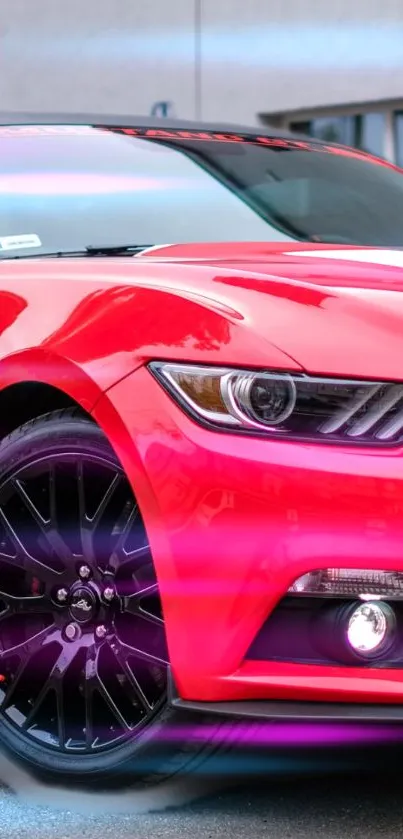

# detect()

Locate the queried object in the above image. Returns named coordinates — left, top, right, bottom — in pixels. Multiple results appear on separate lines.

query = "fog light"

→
left=346, top=601, right=395, bottom=656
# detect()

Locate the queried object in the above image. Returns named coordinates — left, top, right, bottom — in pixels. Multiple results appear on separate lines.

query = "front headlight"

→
left=148, top=362, right=403, bottom=444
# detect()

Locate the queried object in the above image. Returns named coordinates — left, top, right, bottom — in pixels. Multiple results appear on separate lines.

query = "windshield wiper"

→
left=85, top=244, right=154, bottom=255
left=0, top=244, right=154, bottom=260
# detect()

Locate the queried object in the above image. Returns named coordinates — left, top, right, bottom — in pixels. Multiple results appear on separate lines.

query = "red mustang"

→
left=0, top=114, right=403, bottom=785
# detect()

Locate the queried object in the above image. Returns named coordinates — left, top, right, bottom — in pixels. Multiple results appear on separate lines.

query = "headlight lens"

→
left=149, top=362, right=403, bottom=444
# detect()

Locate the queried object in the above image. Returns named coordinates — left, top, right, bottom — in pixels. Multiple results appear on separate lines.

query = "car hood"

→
left=2, top=242, right=403, bottom=387
left=138, top=242, right=403, bottom=379
left=140, top=242, right=403, bottom=291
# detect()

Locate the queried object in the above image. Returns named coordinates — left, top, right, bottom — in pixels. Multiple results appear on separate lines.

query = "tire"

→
left=0, top=410, right=221, bottom=789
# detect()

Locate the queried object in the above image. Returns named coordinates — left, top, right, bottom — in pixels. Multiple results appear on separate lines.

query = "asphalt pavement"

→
left=0, top=746, right=403, bottom=839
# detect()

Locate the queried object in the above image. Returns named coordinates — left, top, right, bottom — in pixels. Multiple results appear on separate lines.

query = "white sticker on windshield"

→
left=0, top=234, right=42, bottom=251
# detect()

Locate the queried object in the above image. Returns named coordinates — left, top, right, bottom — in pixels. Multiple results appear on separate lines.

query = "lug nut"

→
left=78, top=564, right=91, bottom=580
left=56, top=587, right=69, bottom=603
left=65, top=623, right=78, bottom=641
left=103, top=586, right=114, bottom=603
left=95, top=624, right=107, bottom=640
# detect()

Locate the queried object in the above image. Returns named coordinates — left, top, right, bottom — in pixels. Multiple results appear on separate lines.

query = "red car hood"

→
left=142, top=242, right=403, bottom=291
left=139, top=242, right=403, bottom=379
left=2, top=242, right=403, bottom=388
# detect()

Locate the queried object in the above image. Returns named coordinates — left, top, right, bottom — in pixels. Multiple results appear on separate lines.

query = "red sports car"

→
left=1, top=114, right=403, bottom=785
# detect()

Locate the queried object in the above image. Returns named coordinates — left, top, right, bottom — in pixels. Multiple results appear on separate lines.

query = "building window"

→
left=394, top=112, right=403, bottom=167
left=291, top=116, right=356, bottom=145
left=291, top=112, right=386, bottom=158
left=360, top=113, right=385, bottom=157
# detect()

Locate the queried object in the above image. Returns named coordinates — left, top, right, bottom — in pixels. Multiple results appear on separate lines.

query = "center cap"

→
left=70, top=587, right=97, bottom=624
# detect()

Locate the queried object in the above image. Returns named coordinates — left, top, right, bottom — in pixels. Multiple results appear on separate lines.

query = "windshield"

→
left=2, top=124, right=403, bottom=257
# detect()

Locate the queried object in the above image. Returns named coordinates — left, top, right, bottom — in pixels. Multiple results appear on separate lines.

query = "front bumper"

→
left=93, top=365, right=403, bottom=706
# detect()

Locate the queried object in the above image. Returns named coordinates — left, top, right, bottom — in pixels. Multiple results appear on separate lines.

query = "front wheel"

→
left=0, top=411, right=216, bottom=788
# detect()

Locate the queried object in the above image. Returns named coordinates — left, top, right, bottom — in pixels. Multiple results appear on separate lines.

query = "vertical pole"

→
left=195, top=0, right=202, bottom=121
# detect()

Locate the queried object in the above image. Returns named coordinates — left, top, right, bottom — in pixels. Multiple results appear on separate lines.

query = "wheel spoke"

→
left=0, top=624, right=57, bottom=662
left=89, top=472, right=122, bottom=529
left=13, top=478, right=50, bottom=528
left=84, top=645, right=97, bottom=748
left=107, top=505, right=144, bottom=573
left=23, top=634, right=78, bottom=731
left=77, top=461, right=92, bottom=561
left=112, top=548, right=153, bottom=582
left=12, top=477, right=75, bottom=565
left=0, top=506, right=39, bottom=568
left=109, top=633, right=167, bottom=669
left=138, top=608, right=164, bottom=627
left=0, top=627, right=58, bottom=710
left=123, top=583, right=163, bottom=626
left=85, top=644, right=131, bottom=738
left=77, top=462, right=122, bottom=562
left=55, top=679, right=66, bottom=748
left=123, top=583, right=158, bottom=615
left=0, top=590, right=52, bottom=618
left=0, top=505, right=70, bottom=582
left=114, top=504, right=139, bottom=549
left=106, top=638, right=152, bottom=712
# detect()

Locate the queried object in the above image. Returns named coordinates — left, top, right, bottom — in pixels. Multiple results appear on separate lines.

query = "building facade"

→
left=3, top=0, right=403, bottom=162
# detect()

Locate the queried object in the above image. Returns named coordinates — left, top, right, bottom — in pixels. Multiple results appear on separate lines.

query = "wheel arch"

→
left=0, top=380, right=96, bottom=440
left=0, top=347, right=108, bottom=439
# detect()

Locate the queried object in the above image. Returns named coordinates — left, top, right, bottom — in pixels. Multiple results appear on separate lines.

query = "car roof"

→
left=0, top=111, right=299, bottom=138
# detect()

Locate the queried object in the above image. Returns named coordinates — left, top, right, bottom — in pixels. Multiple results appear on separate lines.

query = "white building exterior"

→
left=3, top=0, right=403, bottom=161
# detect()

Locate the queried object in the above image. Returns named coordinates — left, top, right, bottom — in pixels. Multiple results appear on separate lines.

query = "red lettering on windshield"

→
left=256, top=137, right=292, bottom=148
left=175, top=131, right=214, bottom=140
left=291, top=140, right=317, bottom=151
left=118, top=128, right=141, bottom=136
left=212, top=134, right=244, bottom=142
left=144, top=129, right=182, bottom=138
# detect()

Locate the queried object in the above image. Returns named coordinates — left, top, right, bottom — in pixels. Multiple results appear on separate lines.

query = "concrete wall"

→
left=1, top=0, right=403, bottom=125
left=201, top=0, right=403, bottom=123
left=0, top=0, right=197, bottom=117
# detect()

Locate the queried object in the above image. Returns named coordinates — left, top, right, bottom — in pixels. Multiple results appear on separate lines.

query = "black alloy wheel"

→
left=0, top=411, right=176, bottom=784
